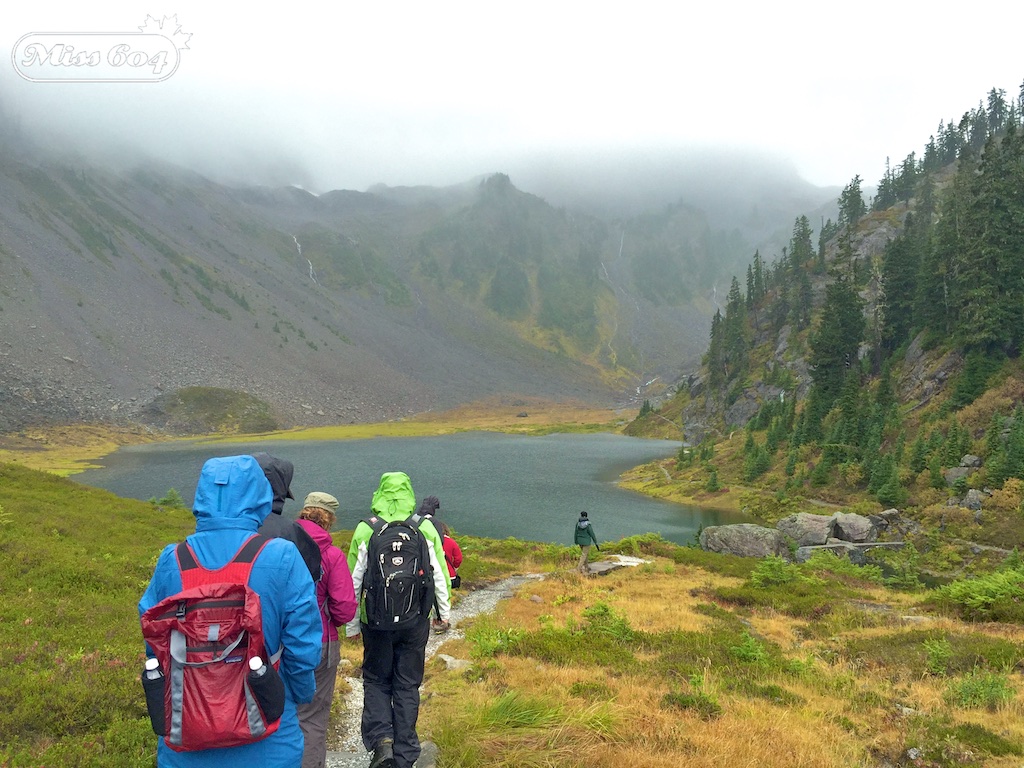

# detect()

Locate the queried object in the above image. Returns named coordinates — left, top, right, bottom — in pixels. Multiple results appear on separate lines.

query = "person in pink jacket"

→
left=295, top=492, right=357, bottom=768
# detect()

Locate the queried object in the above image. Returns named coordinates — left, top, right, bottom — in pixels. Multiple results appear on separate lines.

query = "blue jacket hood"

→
left=193, top=455, right=273, bottom=530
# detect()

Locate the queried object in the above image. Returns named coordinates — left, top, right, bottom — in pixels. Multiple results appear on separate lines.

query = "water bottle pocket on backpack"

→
left=246, top=659, right=285, bottom=724
left=141, top=664, right=166, bottom=736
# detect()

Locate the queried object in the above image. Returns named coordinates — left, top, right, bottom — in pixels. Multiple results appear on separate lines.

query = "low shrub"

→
left=660, top=691, right=722, bottom=720
left=944, top=670, right=1016, bottom=710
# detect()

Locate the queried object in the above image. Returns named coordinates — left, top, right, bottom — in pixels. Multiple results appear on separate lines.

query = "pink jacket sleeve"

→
left=325, top=546, right=357, bottom=627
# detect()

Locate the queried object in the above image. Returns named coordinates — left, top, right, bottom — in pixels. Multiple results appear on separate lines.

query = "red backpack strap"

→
left=176, top=534, right=272, bottom=589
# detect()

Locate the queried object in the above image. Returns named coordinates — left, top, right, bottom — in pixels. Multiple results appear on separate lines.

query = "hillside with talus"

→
left=0, top=129, right=833, bottom=433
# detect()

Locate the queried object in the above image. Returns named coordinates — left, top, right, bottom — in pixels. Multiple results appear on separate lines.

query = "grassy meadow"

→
left=417, top=537, right=1024, bottom=768
left=3, top=461, right=1024, bottom=766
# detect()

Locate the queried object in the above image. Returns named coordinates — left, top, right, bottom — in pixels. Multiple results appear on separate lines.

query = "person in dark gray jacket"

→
left=574, top=511, right=599, bottom=574
left=253, top=452, right=322, bottom=583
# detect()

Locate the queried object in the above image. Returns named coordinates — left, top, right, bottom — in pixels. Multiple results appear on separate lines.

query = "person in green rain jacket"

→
left=346, top=472, right=450, bottom=768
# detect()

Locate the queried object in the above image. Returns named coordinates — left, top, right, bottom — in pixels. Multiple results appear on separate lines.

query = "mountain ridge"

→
left=0, top=144, right=835, bottom=433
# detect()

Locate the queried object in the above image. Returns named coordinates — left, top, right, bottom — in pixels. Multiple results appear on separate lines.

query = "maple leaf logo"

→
left=138, top=14, right=192, bottom=51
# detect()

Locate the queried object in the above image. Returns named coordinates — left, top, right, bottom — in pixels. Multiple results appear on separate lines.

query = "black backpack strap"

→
left=233, top=534, right=271, bottom=563
left=176, top=542, right=200, bottom=573
left=364, top=516, right=388, bottom=536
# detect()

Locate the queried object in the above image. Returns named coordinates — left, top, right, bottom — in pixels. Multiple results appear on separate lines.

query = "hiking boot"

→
left=370, top=738, right=396, bottom=768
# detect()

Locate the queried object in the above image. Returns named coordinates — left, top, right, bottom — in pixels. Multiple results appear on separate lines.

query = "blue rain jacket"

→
left=139, top=455, right=322, bottom=767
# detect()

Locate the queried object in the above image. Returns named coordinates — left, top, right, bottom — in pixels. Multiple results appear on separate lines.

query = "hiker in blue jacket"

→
left=139, top=454, right=322, bottom=768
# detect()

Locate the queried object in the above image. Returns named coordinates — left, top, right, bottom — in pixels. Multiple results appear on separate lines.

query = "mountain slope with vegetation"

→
left=626, top=83, right=1024, bottom=581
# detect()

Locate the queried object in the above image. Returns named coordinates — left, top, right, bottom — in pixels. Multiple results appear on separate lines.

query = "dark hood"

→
left=252, top=451, right=295, bottom=514
left=416, top=495, right=440, bottom=518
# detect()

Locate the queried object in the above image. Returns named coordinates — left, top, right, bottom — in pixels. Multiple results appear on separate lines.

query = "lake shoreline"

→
left=0, top=399, right=636, bottom=475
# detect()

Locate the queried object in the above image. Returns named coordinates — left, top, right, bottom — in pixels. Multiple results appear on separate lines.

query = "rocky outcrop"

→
left=898, top=333, right=963, bottom=409
left=699, top=524, right=789, bottom=558
left=703, top=509, right=901, bottom=562
left=776, top=512, right=835, bottom=546
left=832, top=512, right=879, bottom=543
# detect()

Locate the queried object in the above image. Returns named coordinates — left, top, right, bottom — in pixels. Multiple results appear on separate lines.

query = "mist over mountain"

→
left=0, top=102, right=839, bottom=433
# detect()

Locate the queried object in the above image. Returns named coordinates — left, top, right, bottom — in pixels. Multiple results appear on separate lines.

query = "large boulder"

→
left=776, top=513, right=836, bottom=546
left=699, top=524, right=790, bottom=559
left=831, top=512, right=878, bottom=543
left=963, top=489, right=985, bottom=511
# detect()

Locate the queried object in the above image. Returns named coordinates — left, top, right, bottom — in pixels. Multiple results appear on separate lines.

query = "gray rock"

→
left=831, top=512, right=878, bottom=543
left=724, top=392, right=762, bottom=429
left=963, top=488, right=985, bottom=511
left=794, top=542, right=868, bottom=566
left=777, top=512, right=835, bottom=546
left=960, top=454, right=982, bottom=468
left=699, top=524, right=789, bottom=559
left=943, top=466, right=971, bottom=485
left=436, top=654, right=471, bottom=672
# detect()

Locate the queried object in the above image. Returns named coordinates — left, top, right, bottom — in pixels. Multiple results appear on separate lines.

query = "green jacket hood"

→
left=370, top=471, right=416, bottom=520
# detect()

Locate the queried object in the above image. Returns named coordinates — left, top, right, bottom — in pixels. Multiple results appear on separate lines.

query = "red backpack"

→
left=140, top=534, right=284, bottom=751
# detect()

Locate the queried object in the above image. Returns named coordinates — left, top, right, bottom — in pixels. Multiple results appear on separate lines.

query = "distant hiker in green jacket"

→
left=574, top=510, right=599, bottom=574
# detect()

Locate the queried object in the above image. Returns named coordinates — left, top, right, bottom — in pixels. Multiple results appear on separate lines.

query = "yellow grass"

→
left=0, top=397, right=635, bottom=474
left=418, top=562, right=1024, bottom=768
left=0, top=423, right=157, bottom=475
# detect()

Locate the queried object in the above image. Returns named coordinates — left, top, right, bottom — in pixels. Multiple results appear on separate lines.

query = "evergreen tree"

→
left=789, top=216, right=814, bottom=266
left=950, top=125, right=1024, bottom=351
left=838, top=175, right=867, bottom=230
left=909, top=435, right=928, bottom=473
left=894, top=152, right=919, bottom=202
left=879, top=213, right=923, bottom=352
left=986, top=88, right=1008, bottom=135
left=1002, top=407, right=1024, bottom=483
left=874, top=158, right=897, bottom=210
left=705, top=309, right=725, bottom=390
left=805, top=273, right=865, bottom=438
left=818, top=218, right=837, bottom=270
left=721, top=276, right=749, bottom=384
left=919, top=147, right=979, bottom=340
left=705, top=466, right=721, bottom=492
left=752, top=250, right=766, bottom=302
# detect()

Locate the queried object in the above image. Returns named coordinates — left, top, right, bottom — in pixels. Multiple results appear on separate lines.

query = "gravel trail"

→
left=326, top=573, right=546, bottom=767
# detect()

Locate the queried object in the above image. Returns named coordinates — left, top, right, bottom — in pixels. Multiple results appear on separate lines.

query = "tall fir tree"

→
left=804, top=273, right=865, bottom=438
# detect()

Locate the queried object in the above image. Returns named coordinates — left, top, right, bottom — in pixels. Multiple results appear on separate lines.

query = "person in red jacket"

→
left=439, top=520, right=463, bottom=590
left=295, top=492, right=357, bottom=768
left=416, top=496, right=463, bottom=591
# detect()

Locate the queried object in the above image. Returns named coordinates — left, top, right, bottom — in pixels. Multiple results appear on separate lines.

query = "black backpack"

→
left=362, top=514, right=433, bottom=630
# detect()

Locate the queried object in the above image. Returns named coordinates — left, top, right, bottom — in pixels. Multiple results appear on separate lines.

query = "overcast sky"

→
left=2, top=1, right=1022, bottom=194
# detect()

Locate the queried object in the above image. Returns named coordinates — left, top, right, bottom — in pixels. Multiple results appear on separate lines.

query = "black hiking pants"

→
left=360, top=618, right=430, bottom=768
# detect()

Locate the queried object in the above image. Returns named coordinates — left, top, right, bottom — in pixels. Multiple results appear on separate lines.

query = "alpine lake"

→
left=76, top=432, right=749, bottom=546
